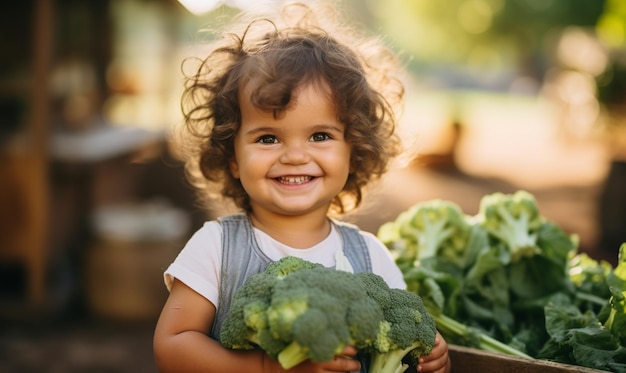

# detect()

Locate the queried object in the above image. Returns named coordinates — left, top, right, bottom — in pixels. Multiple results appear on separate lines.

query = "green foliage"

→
left=603, top=244, right=626, bottom=344
left=539, top=294, right=626, bottom=372
left=363, top=0, right=606, bottom=73
left=379, top=190, right=626, bottom=371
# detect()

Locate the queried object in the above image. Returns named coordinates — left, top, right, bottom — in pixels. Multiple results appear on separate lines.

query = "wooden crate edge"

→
left=449, top=344, right=607, bottom=373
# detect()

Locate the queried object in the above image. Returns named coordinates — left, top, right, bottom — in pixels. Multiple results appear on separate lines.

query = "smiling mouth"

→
left=276, top=176, right=313, bottom=185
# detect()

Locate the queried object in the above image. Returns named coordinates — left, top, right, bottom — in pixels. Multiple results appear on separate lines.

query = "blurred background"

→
left=1, top=0, right=625, bottom=371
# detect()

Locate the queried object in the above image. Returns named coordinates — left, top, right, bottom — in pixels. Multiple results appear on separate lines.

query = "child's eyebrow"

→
left=310, top=124, right=344, bottom=134
left=242, top=124, right=344, bottom=137
left=241, top=126, right=277, bottom=137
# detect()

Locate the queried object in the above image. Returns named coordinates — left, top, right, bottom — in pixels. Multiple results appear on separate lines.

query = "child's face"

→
left=231, top=82, right=351, bottom=218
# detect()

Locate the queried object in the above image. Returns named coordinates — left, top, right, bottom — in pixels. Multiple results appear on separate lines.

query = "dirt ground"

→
left=0, top=318, right=158, bottom=373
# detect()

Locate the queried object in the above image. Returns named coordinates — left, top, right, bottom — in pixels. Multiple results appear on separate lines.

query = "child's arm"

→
left=153, top=278, right=361, bottom=373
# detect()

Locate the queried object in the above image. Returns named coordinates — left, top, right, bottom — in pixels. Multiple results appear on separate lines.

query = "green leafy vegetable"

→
left=539, top=293, right=626, bottom=371
left=379, top=190, right=626, bottom=372
left=603, top=244, right=626, bottom=344
left=220, top=256, right=437, bottom=373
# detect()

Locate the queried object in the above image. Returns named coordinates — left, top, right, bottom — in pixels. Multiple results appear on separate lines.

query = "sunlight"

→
left=177, top=0, right=282, bottom=15
left=457, top=0, right=493, bottom=34
left=177, top=0, right=222, bottom=15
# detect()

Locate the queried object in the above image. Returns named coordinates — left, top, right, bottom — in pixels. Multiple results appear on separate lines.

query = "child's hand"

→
left=416, top=332, right=451, bottom=373
left=267, top=346, right=361, bottom=373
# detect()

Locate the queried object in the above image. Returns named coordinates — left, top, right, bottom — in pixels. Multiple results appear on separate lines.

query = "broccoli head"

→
left=221, top=257, right=437, bottom=373
left=477, top=190, right=543, bottom=262
left=378, top=199, right=471, bottom=269
left=365, top=282, right=438, bottom=373
left=355, top=272, right=437, bottom=372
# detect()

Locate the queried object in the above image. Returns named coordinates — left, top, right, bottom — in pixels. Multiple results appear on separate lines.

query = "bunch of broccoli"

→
left=219, top=256, right=437, bottom=373
left=379, top=190, right=626, bottom=372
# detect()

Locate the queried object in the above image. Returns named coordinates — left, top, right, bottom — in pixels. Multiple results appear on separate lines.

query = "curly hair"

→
left=175, top=2, right=404, bottom=215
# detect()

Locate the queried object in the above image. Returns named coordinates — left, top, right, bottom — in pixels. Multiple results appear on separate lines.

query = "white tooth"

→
left=281, top=176, right=309, bottom=184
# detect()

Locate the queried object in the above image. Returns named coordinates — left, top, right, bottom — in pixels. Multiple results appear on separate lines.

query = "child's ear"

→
left=229, top=158, right=240, bottom=179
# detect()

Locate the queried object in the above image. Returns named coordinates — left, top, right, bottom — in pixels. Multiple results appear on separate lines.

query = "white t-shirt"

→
left=164, top=220, right=406, bottom=309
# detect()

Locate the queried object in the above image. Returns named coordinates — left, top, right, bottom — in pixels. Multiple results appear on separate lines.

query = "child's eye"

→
left=256, top=135, right=278, bottom=144
left=310, top=132, right=331, bottom=142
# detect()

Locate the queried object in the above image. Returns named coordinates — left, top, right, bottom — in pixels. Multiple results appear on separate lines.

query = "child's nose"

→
left=279, top=142, right=310, bottom=164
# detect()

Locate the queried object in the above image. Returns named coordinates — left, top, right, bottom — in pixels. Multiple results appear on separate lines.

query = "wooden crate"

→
left=449, top=345, right=605, bottom=373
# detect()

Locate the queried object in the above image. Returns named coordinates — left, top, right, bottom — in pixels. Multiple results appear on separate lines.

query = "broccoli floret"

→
left=355, top=272, right=437, bottom=373
left=266, top=289, right=309, bottom=343
left=477, top=190, right=543, bottom=262
left=370, top=289, right=437, bottom=373
left=271, top=267, right=372, bottom=369
left=279, top=307, right=343, bottom=367
left=243, top=300, right=269, bottom=331
left=220, top=257, right=316, bottom=356
left=265, top=255, right=323, bottom=278
left=346, top=297, right=385, bottom=349
left=356, top=270, right=393, bottom=306
left=220, top=271, right=279, bottom=351
left=378, top=200, right=471, bottom=269
left=366, top=284, right=438, bottom=373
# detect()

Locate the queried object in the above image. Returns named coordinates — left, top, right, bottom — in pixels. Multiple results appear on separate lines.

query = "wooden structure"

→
left=0, top=0, right=53, bottom=307
left=449, top=345, right=607, bottom=373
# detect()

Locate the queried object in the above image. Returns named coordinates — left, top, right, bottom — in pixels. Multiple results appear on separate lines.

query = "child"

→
left=153, top=2, right=451, bottom=372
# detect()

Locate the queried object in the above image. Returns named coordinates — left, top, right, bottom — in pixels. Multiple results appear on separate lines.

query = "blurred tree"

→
left=596, top=0, right=626, bottom=110
left=363, top=0, right=606, bottom=87
left=595, top=1, right=626, bottom=260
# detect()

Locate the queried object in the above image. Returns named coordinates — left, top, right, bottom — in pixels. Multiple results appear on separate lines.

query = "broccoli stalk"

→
left=276, top=342, right=307, bottom=369
left=369, top=338, right=424, bottom=373
left=603, top=288, right=626, bottom=338
left=277, top=341, right=335, bottom=370
left=602, top=243, right=626, bottom=342
left=277, top=339, right=346, bottom=370
left=433, top=312, right=532, bottom=358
